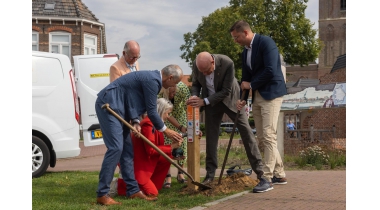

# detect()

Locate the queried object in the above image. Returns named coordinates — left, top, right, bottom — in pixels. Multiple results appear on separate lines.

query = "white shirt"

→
left=203, top=55, right=216, bottom=105
left=245, top=34, right=255, bottom=70
left=125, top=61, right=137, bottom=72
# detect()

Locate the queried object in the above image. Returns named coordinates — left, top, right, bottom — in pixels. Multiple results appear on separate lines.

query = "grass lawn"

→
left=32, top=171, right=241, bottom=210
left=33, top=134, right=345, bottom=209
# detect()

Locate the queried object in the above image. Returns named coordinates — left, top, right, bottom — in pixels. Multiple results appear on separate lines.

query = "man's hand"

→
left=186, top=96, right=204, bottom=107
left=236, top=99, right=246, bottom=111
left=164, top=128, right=183, bottom=143
left=241, top=81, right=251, bottom=90
left=132, top=123, right=141, bottom=137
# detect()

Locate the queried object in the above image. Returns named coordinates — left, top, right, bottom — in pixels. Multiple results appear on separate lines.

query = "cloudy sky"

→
left=82, top=0, right=319, bottom=75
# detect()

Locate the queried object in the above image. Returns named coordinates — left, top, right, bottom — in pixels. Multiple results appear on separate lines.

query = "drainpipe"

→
left=100, top=26, right=103, bottom=53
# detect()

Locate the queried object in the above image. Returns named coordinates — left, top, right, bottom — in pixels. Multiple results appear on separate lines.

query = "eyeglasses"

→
left=232, top=34, right=241, bottom=41
left=126, top=54, right=141, bottom=60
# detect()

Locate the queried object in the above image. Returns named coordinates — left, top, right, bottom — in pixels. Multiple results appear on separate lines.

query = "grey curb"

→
left=188, top=190, right=250, bottom=210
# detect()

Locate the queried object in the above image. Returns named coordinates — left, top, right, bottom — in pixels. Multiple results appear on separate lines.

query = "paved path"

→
left=47, top=142, right=346, bottom=210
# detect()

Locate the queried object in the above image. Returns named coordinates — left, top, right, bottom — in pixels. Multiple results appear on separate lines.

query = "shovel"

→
left=101, top=103, right=212, bottom=190
left=218, top=90, right=247, bottom=185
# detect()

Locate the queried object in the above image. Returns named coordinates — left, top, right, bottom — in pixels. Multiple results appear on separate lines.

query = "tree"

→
left=180, top=6, right=244, bottom=80
left=180, top=0, right=320, bottom=80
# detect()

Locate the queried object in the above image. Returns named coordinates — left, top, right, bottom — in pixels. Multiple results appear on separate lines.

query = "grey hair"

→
left=161, top=64, right=183, bottom=81
left=123, top=40, right=140, bottom=53
left=157, top=98, right=173, bottom=120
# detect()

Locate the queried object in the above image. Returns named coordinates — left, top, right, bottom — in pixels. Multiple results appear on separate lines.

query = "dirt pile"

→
left=179, top=173, right=258, bottom=196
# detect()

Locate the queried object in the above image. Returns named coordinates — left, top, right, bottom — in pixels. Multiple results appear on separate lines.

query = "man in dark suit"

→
left=186, top=51, right=263, bottom=185
left=95, top=65, right=184, bottom=205
left=230, top=20, right=288, bottom=193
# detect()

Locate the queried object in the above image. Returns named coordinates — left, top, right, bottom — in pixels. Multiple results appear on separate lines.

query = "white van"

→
left=32, top=51, right=117, bottom=178
left=73, top=54, right=118, bottom=147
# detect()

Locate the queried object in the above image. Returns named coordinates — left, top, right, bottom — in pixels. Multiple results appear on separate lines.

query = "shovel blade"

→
left=192, top=181, right=212, bottom=190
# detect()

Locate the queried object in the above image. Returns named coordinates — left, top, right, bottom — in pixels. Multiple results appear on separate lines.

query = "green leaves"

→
left=180, top=0, right=320, bottom=73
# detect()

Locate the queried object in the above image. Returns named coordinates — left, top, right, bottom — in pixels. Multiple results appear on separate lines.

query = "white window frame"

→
left=84, top=34, right=97, bottom=55
left=32, top=31, right=39, bottom=51
left=49, top=31, right=71, bottom=58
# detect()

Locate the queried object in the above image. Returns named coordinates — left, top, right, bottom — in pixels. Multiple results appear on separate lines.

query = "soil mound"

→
left=179, top=173, right=258, bottom=196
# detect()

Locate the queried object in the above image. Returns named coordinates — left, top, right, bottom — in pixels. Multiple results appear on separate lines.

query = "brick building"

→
left=276, top=0, right=347, bottom=155
left=281, top=54, right=346, bottom=155
left=32, top=0, right=107, bottom=63
left=286, top=0, right=346, bottom=83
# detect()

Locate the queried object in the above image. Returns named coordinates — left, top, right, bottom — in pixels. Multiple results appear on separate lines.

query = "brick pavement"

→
left=47, top=142, right=346, bottom=210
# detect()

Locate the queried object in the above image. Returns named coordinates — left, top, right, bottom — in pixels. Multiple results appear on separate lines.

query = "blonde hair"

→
left=157, top=98, right=173, bottom=119
left=161, top=85, right=179, bottom=100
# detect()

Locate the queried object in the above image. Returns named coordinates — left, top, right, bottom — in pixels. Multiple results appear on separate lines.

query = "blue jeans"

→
left=95, top=101, right=140, bottom=197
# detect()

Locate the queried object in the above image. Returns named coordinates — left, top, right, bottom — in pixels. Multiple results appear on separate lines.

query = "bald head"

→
left=123, top=40, right=140, bottom=64
left=196, top=52, right=214, bottom=75
left=123, top=40, right=140, bottom=53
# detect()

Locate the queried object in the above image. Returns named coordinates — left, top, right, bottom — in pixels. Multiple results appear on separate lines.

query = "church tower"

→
left=318, top=0, right=346, bottom=78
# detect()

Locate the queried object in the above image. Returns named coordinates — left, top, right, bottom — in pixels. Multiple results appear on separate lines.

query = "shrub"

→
left=200, top=123, right=206, bottom=135
left=298, top=145, right=329, bottom=167
left=327, top=149, right=346, bottom=169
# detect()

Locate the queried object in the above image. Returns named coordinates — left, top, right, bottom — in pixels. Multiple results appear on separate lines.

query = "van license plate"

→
left=91, top=130, right=103, bottom=139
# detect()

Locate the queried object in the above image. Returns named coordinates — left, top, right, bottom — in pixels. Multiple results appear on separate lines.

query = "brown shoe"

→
left=129, top=191, right=158, bottom=201
left=96, top=194, right=121, bottom=205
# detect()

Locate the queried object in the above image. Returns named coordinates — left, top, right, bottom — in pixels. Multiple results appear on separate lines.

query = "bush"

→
left=298, top=145, right=329, bottom=167
left=200, top=123, right=206, bottom=135
left=327, top=149, right=346, bottom=169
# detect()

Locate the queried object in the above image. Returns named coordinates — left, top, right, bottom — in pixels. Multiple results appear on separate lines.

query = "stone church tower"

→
left=318, top=0, right=346, bottom=78
left=285, top=0, right=346, bottom=83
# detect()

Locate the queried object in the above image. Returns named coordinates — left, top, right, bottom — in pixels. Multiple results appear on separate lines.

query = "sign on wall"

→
left=281, top=83, right=346, bottom=110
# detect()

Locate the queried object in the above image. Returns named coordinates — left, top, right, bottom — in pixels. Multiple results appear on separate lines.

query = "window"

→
left=44, top=2, right=55, bottom=10
left=341, top=0, right=346, bottom=10
left=84, top=34, right=97, bottom=55
left=32, top=31, right=39, bottom=51
left=49, top=31, right=71, bottom=58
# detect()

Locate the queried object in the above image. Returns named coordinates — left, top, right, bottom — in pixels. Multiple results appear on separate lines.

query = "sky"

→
left=82, top=0, right=319, bottom=75
left=8, top=1, right=380, bottom=207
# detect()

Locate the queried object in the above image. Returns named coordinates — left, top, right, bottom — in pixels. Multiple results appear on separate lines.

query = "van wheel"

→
left=32, top=136, right=50, bottom=178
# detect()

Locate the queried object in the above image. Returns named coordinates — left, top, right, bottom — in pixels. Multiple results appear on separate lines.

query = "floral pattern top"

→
left=158, top=81, right=190, bottom=165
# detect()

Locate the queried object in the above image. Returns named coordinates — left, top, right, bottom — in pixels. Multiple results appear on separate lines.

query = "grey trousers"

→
left=204, top=102, right=263, bottom=178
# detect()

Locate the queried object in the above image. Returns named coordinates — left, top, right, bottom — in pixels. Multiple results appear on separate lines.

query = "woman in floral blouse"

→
left=159, top=81, right=190, bottom=188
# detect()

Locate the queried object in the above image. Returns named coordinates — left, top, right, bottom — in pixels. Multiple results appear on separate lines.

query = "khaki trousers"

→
left=251, top=90, right=286, bottom=182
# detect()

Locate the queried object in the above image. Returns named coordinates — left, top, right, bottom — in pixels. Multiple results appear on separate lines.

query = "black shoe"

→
left=272, top=176, right=287, bottom=185
left=163, top=174, right=171, bottom=188
left=253, top=178, right=273, bottom=193
left=177, top=171, right=187, bottom=184
left=202, top=177, right=214, bottom=185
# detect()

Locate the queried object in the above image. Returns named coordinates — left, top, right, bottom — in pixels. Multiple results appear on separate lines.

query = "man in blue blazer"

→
left=230, top=20, right=288, bottom=193
left=95, top=65, right=184, bottom=205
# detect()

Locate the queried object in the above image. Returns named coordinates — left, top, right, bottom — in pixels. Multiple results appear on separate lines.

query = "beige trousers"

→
left=251, top=90, right=286, bottom=182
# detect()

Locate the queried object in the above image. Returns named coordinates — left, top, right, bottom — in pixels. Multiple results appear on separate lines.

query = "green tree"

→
left=180, top=6, right=244, bottom=80
left=180, top=0, right=320, bottom=79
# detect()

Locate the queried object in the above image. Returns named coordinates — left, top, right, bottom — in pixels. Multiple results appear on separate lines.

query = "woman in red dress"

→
left=132, top=98, right=183, bottom=197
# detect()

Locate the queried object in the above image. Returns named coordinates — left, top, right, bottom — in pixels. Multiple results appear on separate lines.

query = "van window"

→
left=32, top=56, right=63, bottom=86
